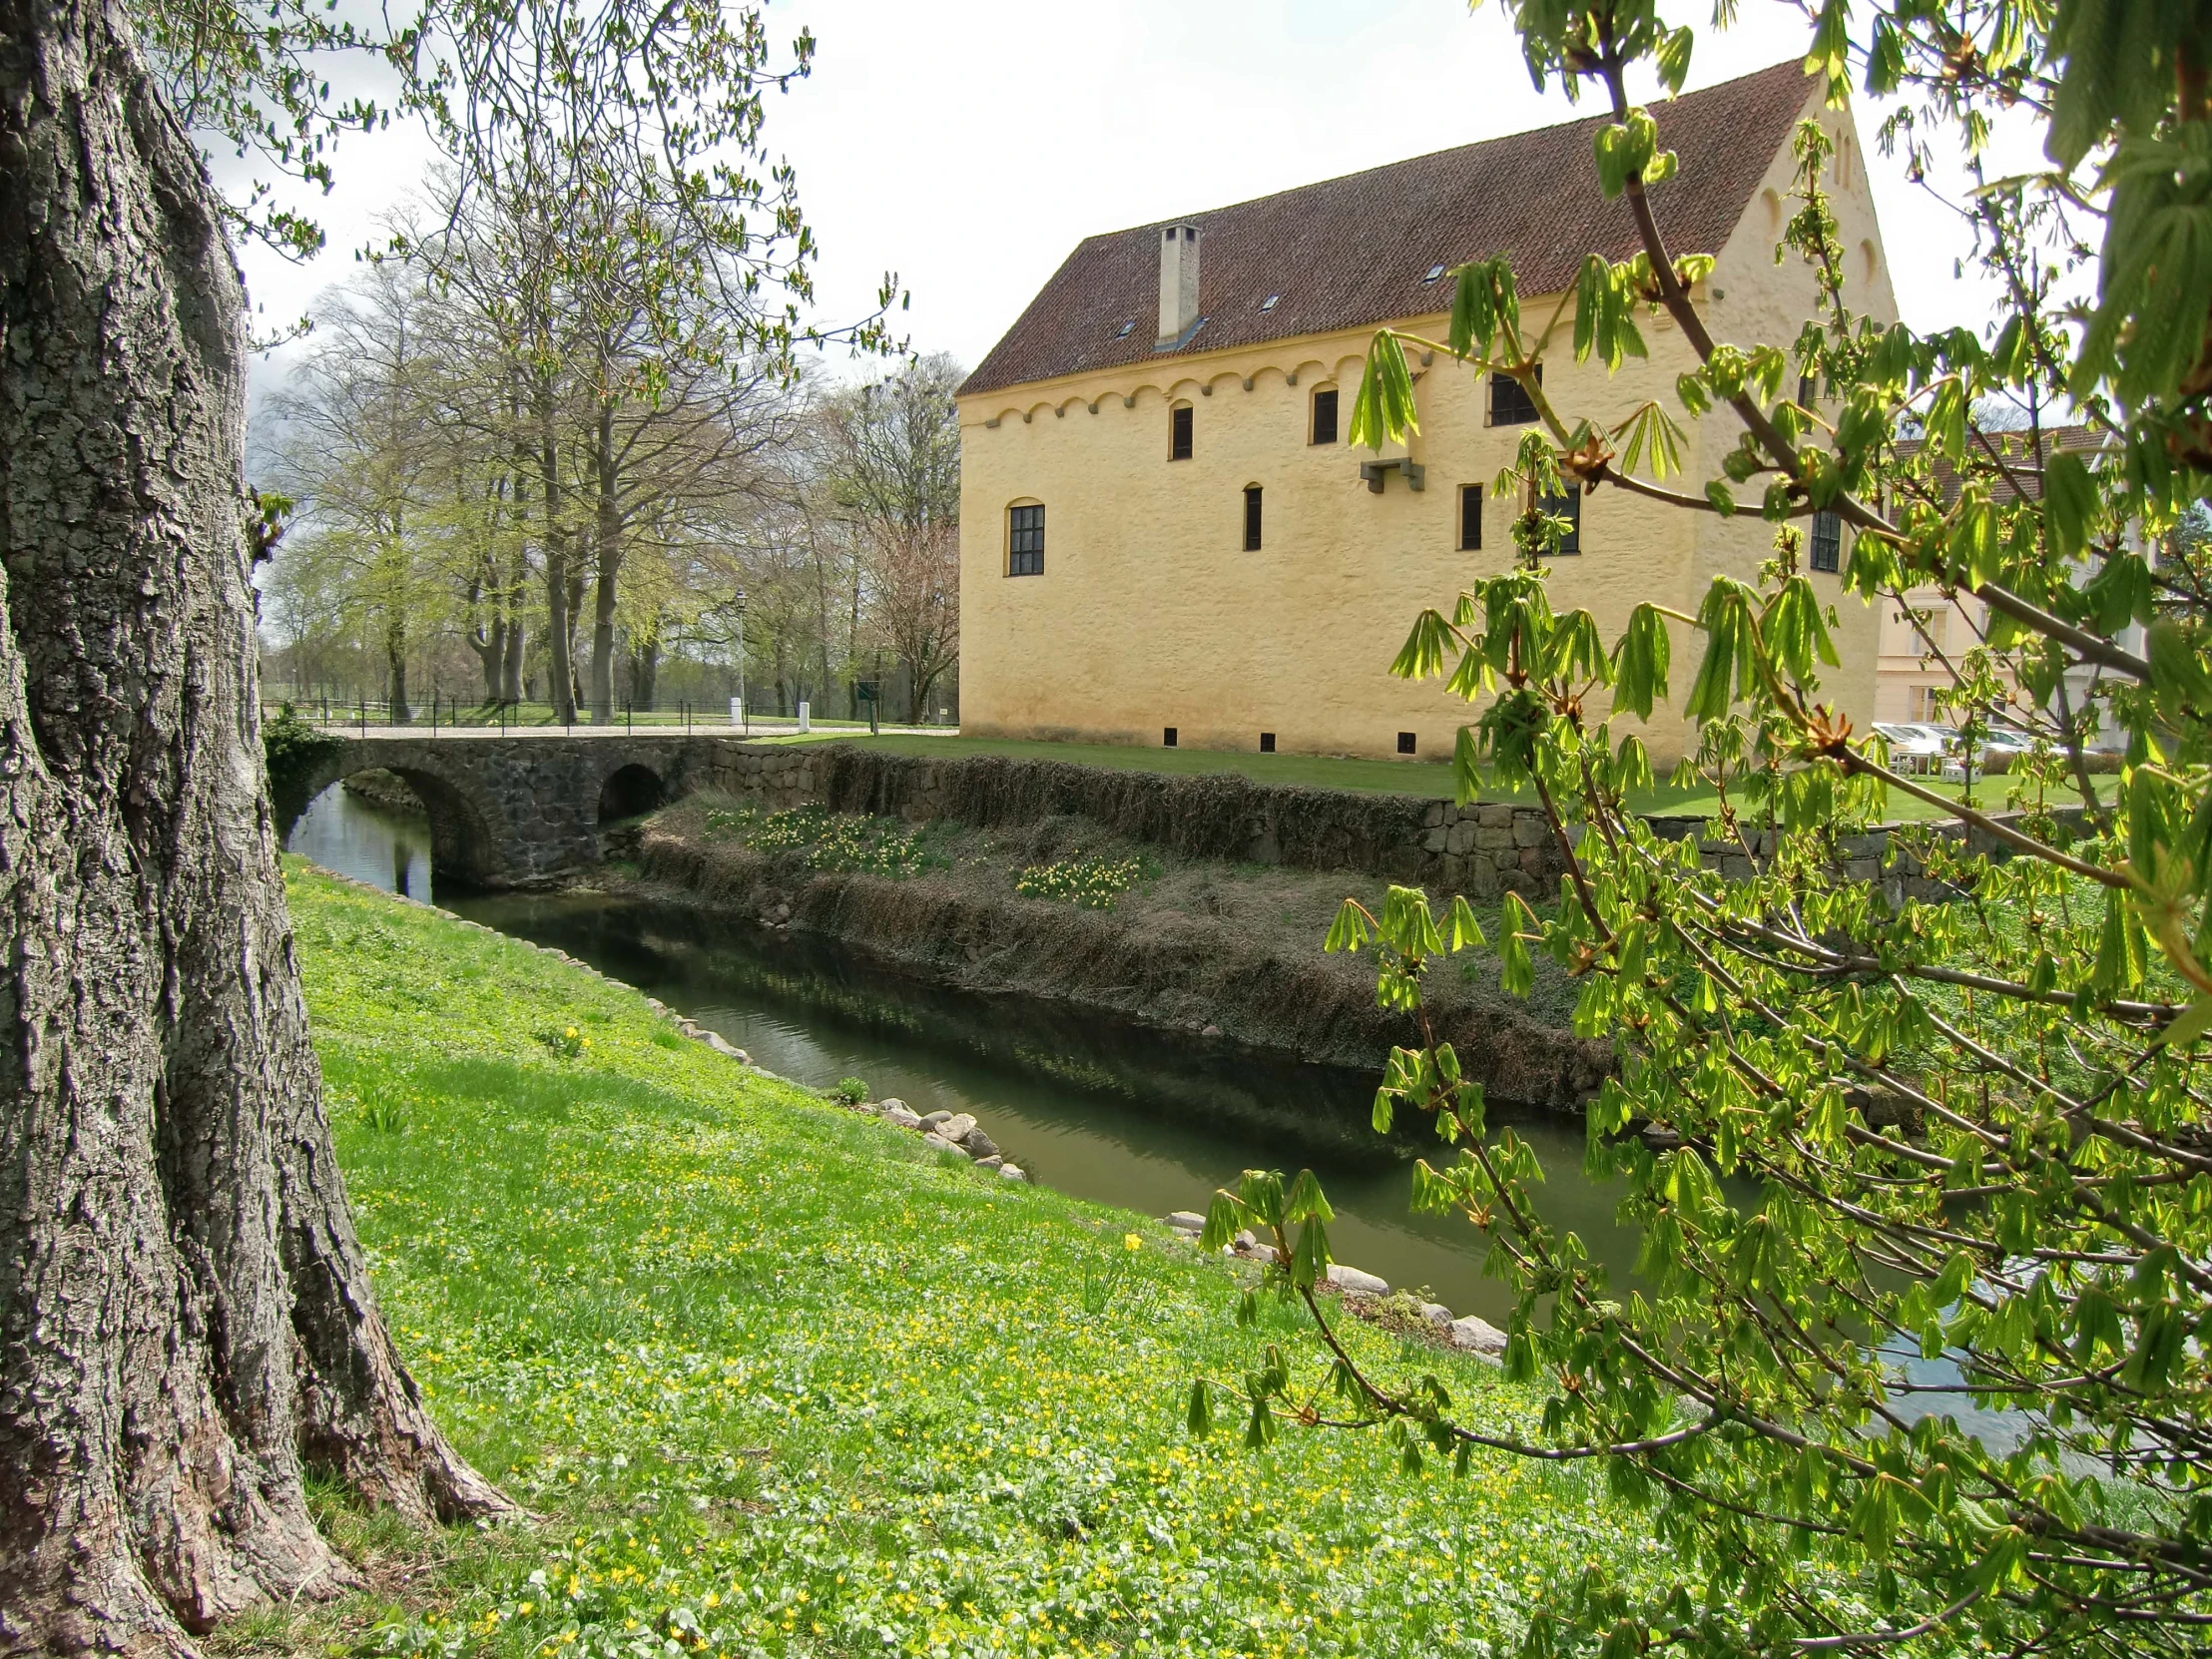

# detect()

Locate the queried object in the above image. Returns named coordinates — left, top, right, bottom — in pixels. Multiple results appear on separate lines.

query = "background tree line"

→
left=256, top=234, right=963, bottom=729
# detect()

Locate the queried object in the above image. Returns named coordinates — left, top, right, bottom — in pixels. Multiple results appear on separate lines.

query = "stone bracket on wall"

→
left=1360, top=458, right=1425, bottom=493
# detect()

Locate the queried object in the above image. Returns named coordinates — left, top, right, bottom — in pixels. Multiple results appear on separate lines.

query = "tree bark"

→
left=588, top=397, right=621, bottom=724
left=537, top=389, right=575, bottom=724
left=0, top=2, right=514, bottom=1651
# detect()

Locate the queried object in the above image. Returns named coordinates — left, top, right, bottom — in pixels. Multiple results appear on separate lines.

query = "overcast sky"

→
left=235, top=0, right=2035, bottom=401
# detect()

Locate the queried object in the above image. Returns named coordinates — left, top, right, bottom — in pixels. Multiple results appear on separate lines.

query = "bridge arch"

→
left=280, top=742, right=520, bottom=888
left=368, top=765, right=507, bottom=886
left=597, top=762, right=666, bottom=824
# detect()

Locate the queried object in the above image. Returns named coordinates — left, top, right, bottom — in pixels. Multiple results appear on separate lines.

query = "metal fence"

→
left=263, top=695, right=953, bottom=740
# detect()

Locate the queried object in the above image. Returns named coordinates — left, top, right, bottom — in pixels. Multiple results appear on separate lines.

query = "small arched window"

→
left=1310, top=385, right=1339, bottom=445
left=1243, top=485, right=1263, bottom=551
left=1007, top=500, right=1044, bottom=577
left=1169, top=401, right=1194, bottom=461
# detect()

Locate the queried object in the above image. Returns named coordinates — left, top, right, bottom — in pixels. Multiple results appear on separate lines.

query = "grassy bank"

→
left=755, top=732, right=2081, bottom=823
left=263, top=861, right=1641, bottom=1659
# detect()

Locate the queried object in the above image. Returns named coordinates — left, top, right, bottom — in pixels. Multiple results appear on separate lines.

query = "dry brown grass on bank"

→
left=627, top=794, right=1605, bottom=1114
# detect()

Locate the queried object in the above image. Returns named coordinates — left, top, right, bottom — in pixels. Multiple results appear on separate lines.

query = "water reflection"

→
left=287, top=780, right=432, bottom=899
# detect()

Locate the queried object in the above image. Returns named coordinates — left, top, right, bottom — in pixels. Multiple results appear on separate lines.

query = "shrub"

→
left=828, top=1076, right=869, bottom=1105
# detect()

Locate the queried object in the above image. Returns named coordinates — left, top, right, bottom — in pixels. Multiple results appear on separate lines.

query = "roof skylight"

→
left=1421, top=264, right=1446, bottom=283
left=1116, top=319, right=1136, bottom=338
left=1260, top=294, right=1280, bottom=310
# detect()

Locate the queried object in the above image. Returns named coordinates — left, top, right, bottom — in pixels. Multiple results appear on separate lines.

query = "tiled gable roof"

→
left=958, top=61, right=1815, bottom=399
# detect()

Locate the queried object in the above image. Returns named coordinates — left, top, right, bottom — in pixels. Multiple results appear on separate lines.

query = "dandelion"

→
left=1124, top=1234, right=1143, bottom=1252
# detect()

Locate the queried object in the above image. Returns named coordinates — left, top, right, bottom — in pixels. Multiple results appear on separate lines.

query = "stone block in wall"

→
left=1477, top=803, right=1514, bottom=829
left=1518, top=846, right=1551, bottom=873
left=1721, top=855, right=1756, bottom=881
left=1422, top=828, right=1448, bottom=853
left=1382, top=845, right=1432, bottom=882
left=1445, top=820, right=1479, bottom=855
left=1845, top=858, right=1880, bottom=882
left=1512, top=815, right=1549, bottom=848
left=1476, top=826, right=1515, bottom=849
left=1440, top=853, right=1466, bottom=888
left=1423, top=801, right=1446, bottom=829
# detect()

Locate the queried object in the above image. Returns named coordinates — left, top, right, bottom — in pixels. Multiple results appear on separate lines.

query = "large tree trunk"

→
left=537, top=393, right=575, bottom=725
left=588, top=398, right=620, bottom=724
left=0, top=2, right=514, bottom=1652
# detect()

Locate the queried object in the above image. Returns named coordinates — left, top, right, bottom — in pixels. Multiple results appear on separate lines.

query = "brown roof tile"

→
left=959, top=61, right=1816, bottom=399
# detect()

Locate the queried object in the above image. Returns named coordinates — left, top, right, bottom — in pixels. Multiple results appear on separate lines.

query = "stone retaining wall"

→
left=696, top=742, right=2062, bottom=903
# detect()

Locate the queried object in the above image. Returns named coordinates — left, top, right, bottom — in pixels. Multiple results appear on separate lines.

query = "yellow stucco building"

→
left=955, top=62, right=1895, bottom=766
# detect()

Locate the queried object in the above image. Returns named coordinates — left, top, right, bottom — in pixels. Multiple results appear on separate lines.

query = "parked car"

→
left=1872, top=723, right=1945, bottom=773
left=1976, top=725, right=2037, bottom=755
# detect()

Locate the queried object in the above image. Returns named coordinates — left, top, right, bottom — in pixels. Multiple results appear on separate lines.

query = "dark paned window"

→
left=1170, top=404, right=1193, bottom=460
left=1810, top=508, right=1842, bottom=572
left=1163, top=727, right=1179, bottom=748
left=1396, top=732, right=1417, bottom=756
left=1007, top=504, right=1044, bottom=576
left=1458, top=483, right=1483, bottom=551
left=1538, top=489, right=1582, bottom=556
left=1311, top=387, right=1339, bottom=445
left=1259, top=733, right=1276, bottom=754
left=1244, top=486, right=1263, bottom=551
left=1489, top=364, right=1541, bottom=426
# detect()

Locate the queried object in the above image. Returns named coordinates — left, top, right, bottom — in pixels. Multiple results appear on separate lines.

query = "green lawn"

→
left=267, top=862, right=1640, bottom=1658
left=760, top=732, right=2081, bottom=824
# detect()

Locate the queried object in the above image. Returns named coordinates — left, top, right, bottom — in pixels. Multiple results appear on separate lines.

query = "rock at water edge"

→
left=920, top=1132, right=968, bottom=1157
left=882, top=1104, right=923, bottom=1129
left=1449, top=1315, right=1507, bottom=1355
left=917, top=1110, right=953, bottom=1131
left=961, top=1129, right=999, bottom=1160
left=998, top=1164, right=1027, bottom=1181
left=1327, top=1264, right=1389, bottom=1297
left=1418, top=1302, right=1453, bottom=1328
left=936, top=1113, right=978, bottom=1145
left=973, top=1154, right=1004, bottom=1172
left=878, top=1097, right=909, bottom=1115
left=1165, top=1211, right=1206, bottom=1233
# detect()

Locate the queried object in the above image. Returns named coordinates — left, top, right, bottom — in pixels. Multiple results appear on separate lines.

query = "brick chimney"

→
left=1156, top=224, right=1200, bottom=346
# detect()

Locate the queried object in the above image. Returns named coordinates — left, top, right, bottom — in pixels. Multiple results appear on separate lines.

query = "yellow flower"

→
left=1124, top=1233, right=1143, bottom=1252
left=565, top=1025, right=578, bottom=1038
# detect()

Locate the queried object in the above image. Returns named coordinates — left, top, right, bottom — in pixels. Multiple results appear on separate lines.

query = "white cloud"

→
left=235, top=0, right=2024, bottom=401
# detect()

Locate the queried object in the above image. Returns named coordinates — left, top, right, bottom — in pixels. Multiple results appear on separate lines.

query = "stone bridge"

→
left=281, top=733, right=767, bottom=888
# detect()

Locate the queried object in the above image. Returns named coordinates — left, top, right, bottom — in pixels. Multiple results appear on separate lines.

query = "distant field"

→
left=759, top=731, right=2082, bottom=824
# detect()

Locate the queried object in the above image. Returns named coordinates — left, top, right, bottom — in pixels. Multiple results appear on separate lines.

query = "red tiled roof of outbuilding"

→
left=958, top=61, right=1817, bottom=399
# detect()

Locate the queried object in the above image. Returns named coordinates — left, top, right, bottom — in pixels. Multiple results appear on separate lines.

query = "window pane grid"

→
left=1810, top=508, right=1842, bottom=572
left=1311, top=388, right=1338, bottom=445
left=1008, top=504, right=1044, bottom=576
left=1489, top=366, right=1541, bottom=426
left=1538, top=489, right=1581, bottom=556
